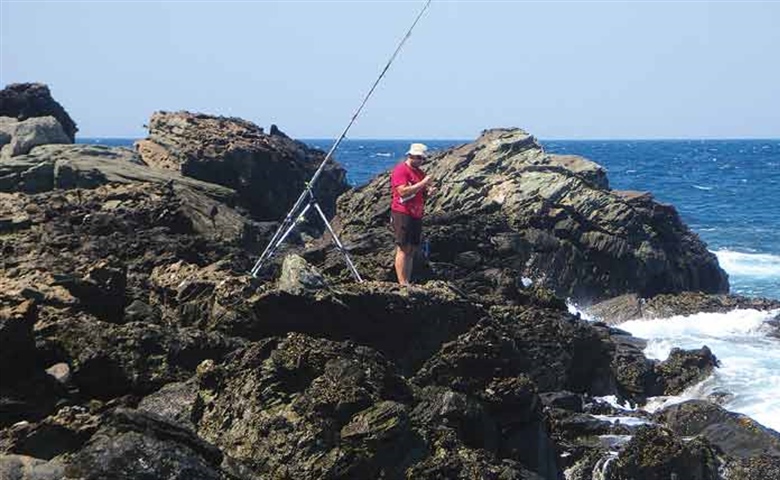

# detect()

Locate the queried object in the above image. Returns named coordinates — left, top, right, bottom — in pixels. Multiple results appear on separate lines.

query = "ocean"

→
left=80, top=136, right=780, bottom=430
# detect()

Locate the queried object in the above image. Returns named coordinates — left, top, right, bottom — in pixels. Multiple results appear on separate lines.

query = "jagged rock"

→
left=539, top=391, right=584, bottom=412
left=592, top=324, right=719, bottom=402
left=138, top=379, right=200, bottom=431
left=0, top=143, right=227, bottom=197
left=720, top=456, right=780, bottom=480
left=64, top=408, right=228, bottom=480
left=653, top=347, right=719, bottom=396
left=194, top=334, right=420, bottom=479
left=656, top=400, right=780, bottom=458
left=0, top=116, right=70, bottom=158
left=136, top=111, right=349, bottom=222
left=405, top=450, right=546, bottom=480
left=414, top=306, right=615, bottom=396
left=0, top=182, right=255, bottom=340
left=319, top=128, right=727, bottom=303
left=0, top=454, right=65, bottom=480
left=36, top=316, right=244, bottom=400
left=0, top=406, right=100, bottom=460
left=598, top=326, right=657, bottom=403
left=0, top=145, right=254, bottom=252
left=0, top=300, right=38, bottom=380
left=411, top=386, right=497, bottom=452
left=53, top=259, right=127, bottom=322
left=2, top=104, right=773, bottom=479
left=0, top=300, right=67, bottom=427
left=587, top=291, right=780, bottom=324
left=604, top=425, right=719, bottom=480
left=0, top=83, right=77, bottom=141
left=149, top=267, right=483, bottom=374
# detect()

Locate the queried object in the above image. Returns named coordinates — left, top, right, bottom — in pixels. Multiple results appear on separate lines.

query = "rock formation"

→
left=317, top=128, right=728, bottom=303
left=1, top=84, right=777, bottom=480
left=0, top=83, right=77, bottom=141
left=136, top=111, right=349, bottom=222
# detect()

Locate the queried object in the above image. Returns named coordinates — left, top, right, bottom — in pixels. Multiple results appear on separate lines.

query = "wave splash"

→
left=617, top=308, right=780, bottom=431
left=713, top=249, right=780, bottom=278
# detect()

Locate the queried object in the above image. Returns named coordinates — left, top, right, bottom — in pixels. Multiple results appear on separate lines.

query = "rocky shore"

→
left=1, top=83, right=779, bottom=479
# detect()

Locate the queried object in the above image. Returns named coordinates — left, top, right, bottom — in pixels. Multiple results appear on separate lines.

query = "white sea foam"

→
left=594, top=395, right=636, bottom=411
left=692, top=184, right=713, bottom=191
left=713, top=249, right=780, bottom=277
left=566, top=301, right=595, bottom=321
left=616, top=308, right=780, bottom=431
left=373, top=152, right=392, bottom=157
left=593, top=415, right=651, bottom=426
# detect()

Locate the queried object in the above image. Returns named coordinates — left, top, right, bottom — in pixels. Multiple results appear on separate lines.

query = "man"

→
left=390, top=143, right=434, bottom=285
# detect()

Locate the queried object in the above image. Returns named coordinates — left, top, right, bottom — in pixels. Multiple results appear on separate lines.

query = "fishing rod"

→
left=250, top=0, right=433, bottom=279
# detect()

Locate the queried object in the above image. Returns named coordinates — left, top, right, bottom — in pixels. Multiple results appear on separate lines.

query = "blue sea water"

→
left=79, top=136, right=780, bottom=430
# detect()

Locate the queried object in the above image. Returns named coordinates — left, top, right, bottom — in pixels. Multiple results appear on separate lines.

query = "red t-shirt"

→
left=391, top=161, right=426, bottom=219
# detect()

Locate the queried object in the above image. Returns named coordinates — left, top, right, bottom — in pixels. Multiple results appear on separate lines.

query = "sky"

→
left=1, top=0, right=779, bottom=140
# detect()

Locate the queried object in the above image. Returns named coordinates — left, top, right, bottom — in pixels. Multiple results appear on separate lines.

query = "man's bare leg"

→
left=404, top=245, right=418, bottom=284
left=395, top=245, right=414, bottom=285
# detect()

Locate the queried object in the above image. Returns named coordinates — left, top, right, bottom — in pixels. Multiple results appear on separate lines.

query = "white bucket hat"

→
left=406, top=143, right=428, bottom=158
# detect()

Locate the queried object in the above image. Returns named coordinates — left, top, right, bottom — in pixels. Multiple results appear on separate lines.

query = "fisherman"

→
left=390, top=143, right=435, bottom=285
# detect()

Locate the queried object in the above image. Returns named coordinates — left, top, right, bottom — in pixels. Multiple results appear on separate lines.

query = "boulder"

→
left=0, top=116, right=70, bottom=158
left=657, top=400, right=780, bottom=480
left=319, top=128, right=728, bottom=303
left=136, top=111, right=349, bottom=222
left=0, top=83, right=77, bottom=141
left=653, top=346, right=719, bottom=396
left=277, top=253, right=329, bottom=295
left=194, top=334, right=420, bottom=479
left=64, top=408, right=229, bottom=480
left=656, top=400, right=780, bottom=459
left=0, top=454, right=65, bottom=480
left=604, top=425, right=719, bottom=480
left=413, top=306, right=615, bottom=396
left=137, top=379, right=200, bottom=432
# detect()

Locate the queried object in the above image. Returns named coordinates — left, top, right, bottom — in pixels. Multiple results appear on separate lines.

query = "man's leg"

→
left=403, top=245, right=418, bottom=284
left=395, top=244, right=414, bottom=285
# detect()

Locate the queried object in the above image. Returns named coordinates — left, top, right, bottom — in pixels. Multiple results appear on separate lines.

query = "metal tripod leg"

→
left=250, top=189, right=311, bottom=277
left=311, top=201, right=363, bottom=283
left=250, top=189, right=363, bottom=283
left=250, top=197, right=311, bottom=277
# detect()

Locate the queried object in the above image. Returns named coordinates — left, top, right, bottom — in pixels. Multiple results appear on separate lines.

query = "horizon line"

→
left=76, top=136, right=780, bottom=142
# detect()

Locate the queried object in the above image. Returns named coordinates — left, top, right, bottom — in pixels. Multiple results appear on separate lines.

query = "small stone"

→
left=45, top=362, right=71, bottom=384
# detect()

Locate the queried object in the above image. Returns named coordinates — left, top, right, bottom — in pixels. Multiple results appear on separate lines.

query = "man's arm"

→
left=396, top=175, right=431, bottom=197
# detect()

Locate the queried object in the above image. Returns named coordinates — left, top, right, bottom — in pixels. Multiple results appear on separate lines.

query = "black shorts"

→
left=391, top=211, right=422, bottom=247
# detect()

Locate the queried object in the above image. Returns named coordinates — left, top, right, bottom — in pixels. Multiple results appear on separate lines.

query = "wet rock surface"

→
left=1, top=85, right=776, bottom=479
left=586, top=291, right=780, bottom=325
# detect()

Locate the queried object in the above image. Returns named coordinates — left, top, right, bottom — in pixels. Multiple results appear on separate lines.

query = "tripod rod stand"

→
left=249, top=186, right=363, bottom=282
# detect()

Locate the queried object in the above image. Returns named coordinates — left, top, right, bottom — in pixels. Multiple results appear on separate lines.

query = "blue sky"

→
left=2, top=1, right=779, bottom=139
